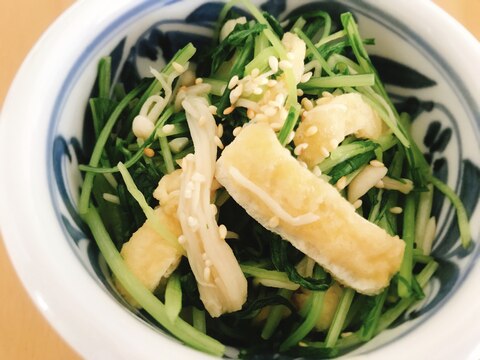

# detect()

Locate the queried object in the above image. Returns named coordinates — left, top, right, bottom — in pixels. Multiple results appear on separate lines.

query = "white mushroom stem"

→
left=177, top=95, right=247, bottom=317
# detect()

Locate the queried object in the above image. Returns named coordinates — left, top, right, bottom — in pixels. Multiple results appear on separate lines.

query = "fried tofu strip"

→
left=215, top=123, right=404, bottom=295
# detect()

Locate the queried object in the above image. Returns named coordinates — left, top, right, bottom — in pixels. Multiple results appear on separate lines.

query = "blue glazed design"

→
left=48, top=0, right=480, bottom=358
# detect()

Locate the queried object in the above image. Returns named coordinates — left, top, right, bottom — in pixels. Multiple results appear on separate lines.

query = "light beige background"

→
left=0, top=1, right=479, bottom=359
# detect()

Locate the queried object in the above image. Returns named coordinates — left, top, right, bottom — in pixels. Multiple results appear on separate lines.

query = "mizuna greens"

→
left=78, top=0, right=471, bottom=358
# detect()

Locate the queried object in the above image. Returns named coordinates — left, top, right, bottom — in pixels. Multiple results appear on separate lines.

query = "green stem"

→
left=324, top=288, right=355, bottom=348
left=165, top=273, right=182, bottom=322
left=192, top=308, right=207, bottom=333
left=398, top=194, right=416, bottom=298
left=430, top=176, right=471, bottom=249
left=261, top=288, right=292, bottom=339
left=82, top=207, right=224, bottom=356
left=159, top=136, right=175, bottom=174
left=280, top=290, right=325, bottom=351
left=300, top=74, right=375, bottom=90
left=78, top=83, right=148, bottom=214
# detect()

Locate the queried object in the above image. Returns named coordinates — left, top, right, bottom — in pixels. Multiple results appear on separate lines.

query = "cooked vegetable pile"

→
left=78, top=0, right=471, bottom=358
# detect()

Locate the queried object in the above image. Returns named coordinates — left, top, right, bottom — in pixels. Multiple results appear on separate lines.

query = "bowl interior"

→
left=49, top=0, right=480, bottom=357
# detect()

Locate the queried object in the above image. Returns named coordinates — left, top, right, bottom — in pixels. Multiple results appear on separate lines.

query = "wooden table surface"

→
left=0, top=1, right=479, bottom=359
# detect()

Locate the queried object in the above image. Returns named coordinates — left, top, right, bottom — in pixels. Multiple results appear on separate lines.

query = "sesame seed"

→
left=216, top=123, right=224, bottom=138
left=297, top=89, right=304, bottom=96
left=268, top=216, right=280, bottom=228
left=275, top=93, right=285, bottom=106
left=214, top=136, right=224, bottom=149
left=172, top=62, right=185, bottom=74
left=312, top=167, right=322, bottom=177
left=202, top=252, right=208, bottom=260
left=320, top=147, right=330, bottom=157
left=195, top=77, right=204, bottom=84
left=389, top=206, right=403, bottom=214
left=102, top=193, right=120, bottom=205
left=270, top=122, right=283, bottom=131
left=204, top=267, right=211, bottom=281
left=228, top=75, right=239, bottom=89
left=208, top=105, right=217, bottom=115
left=230, top=84, right=243, bottom=104
left=279, top=60, right=292, bottom=70
left=205, top=259, right=212, bottom=267
left=353, top=199, right=363, bottom=209
left=186, top=153, right=195, bottom=162
left=268, top=56, right=279, bottom=73
left=370, top=160, right=385, bottom=168
left=187, top=216, right=198, bottom=229
left=305, top=125, right=318, bottom=137
left=233, top=126, right=242, bottom=137
left=219, top=224, right=227, bottom=239
left=336, top=176, right=347, bottom=190
left=247, top=109, right=255, bottom=119
left=223, top=106, right=235, bottom=115
left=251, top=68, right=260, bottom=77
left=285, top=131, right=295, bottom=144
left=257, top=76, right=269, bottom=86
left=298, top=160, right=308, bottom=168
left=210, top=203, right=218, bottom=215
left=322, top=91, right=334, bottom=98
left=143, top=148, right=155, bottom=157
left=294, top=143, right=309, bottom=156
left=254, top=113, right=268, bottom=122
left=375, top=180, right=385, bottom=188
left=261, top=105, right=276, bottom=117
left=178, top=235, right=186, bottom=245
left=198, top=116, right=206, bottom=126
left=162, top=124, right=175, bottom=134
left=300, top=71, right=313, bottom=83
left=253, top=87, right=263, bottom=95
left=298, top=342, right=308, bottom=348
left=267, top=79, right=278, bottom=87
left=301, top=98, right=314, bottom=111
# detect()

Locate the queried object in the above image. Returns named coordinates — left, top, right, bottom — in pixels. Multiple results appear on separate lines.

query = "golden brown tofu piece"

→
left=215, top=123, right=404, bottom=295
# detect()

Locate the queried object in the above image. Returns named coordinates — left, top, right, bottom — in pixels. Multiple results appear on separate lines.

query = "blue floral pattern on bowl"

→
left=49, top=0, right=480, bottom=358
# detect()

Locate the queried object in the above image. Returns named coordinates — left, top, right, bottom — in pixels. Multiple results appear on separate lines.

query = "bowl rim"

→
left=1, top=0, right=479, bottom=359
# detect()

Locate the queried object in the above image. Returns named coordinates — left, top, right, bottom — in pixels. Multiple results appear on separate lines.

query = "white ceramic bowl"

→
left=1, top=0, right=479, bottom=359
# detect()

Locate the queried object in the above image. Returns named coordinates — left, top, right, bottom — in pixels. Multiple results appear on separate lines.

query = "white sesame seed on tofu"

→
left=268, top=216, right=280, bottom=228
left=353, top=199, right=363, bottom=209
left=233, top=126, right=243, bottom=137
left=294, top=143, right=309, bottom=156
left=305, top=125, right=318, bottom=136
